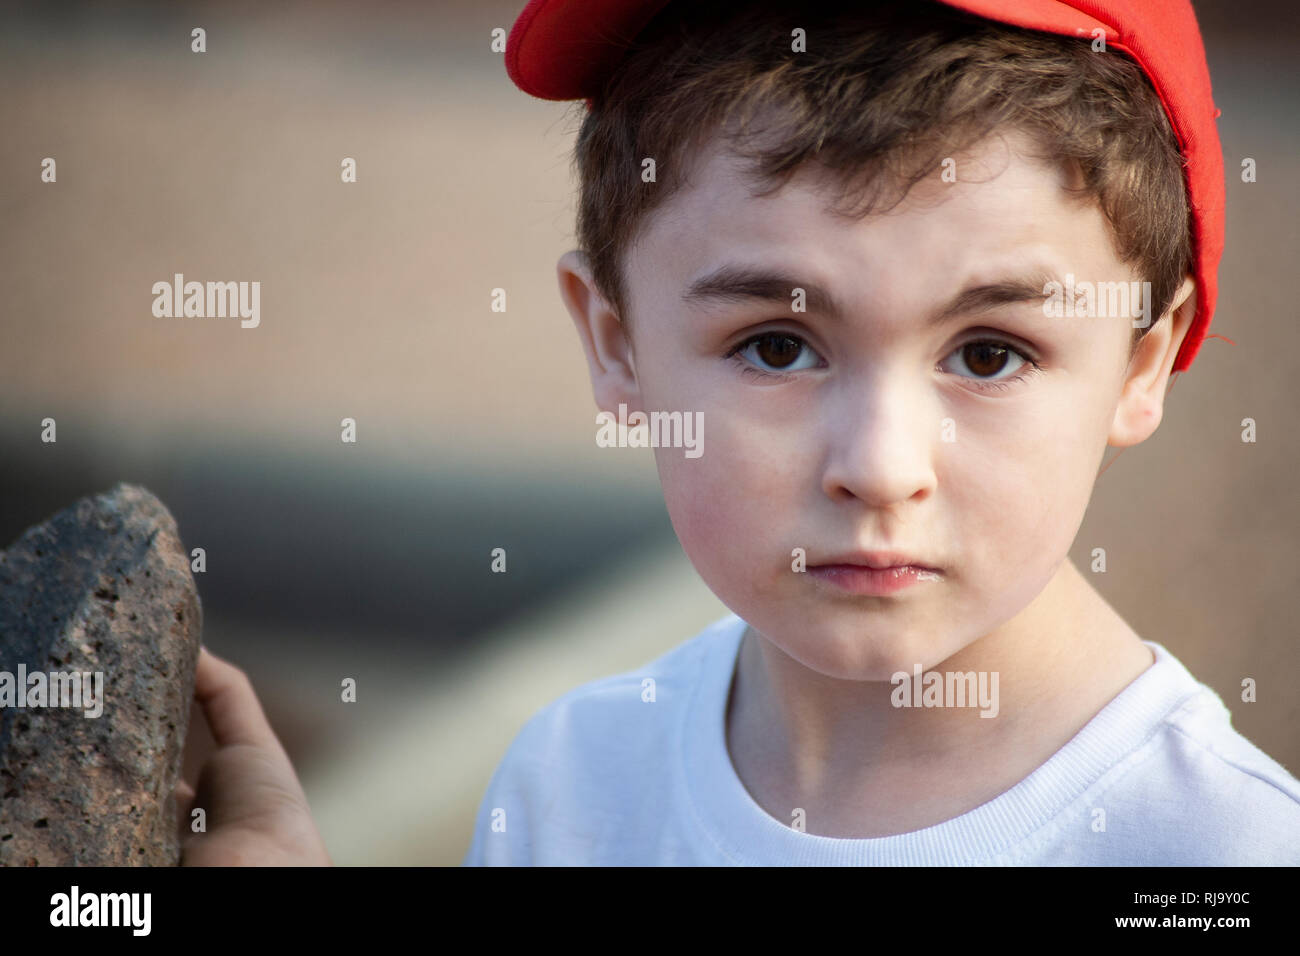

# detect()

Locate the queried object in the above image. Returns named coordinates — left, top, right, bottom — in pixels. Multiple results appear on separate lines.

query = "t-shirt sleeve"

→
left=460, top=715, right=546, bottom=866
left=458, top=670, right=666, bottom=865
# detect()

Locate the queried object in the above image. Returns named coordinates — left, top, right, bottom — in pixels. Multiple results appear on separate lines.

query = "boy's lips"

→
left=812, top=550, right=941, bottom=572
left=808, top=551, right=944, bottom=596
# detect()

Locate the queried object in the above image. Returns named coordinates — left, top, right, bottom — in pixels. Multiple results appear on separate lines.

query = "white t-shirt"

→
left=462, top=613, right=1300, bottom=865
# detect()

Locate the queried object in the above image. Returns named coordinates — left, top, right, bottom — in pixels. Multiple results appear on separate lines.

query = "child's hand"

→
left=174, top=646, right=332, bottom=866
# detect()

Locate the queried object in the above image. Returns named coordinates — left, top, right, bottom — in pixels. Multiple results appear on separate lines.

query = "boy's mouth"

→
left=808, top=551, right=943, bottom=596
left=815, top=550, right=940, bottom=572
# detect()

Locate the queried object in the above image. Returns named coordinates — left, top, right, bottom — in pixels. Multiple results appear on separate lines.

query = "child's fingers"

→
left=174, top=778, right=197, bottom=842
left=193, top=646, right=282, bottom=753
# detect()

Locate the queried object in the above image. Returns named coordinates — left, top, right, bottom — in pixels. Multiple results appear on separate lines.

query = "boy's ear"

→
left=1108, top=275, right=1197, bottom=448
left=556, top=250, right=641, bottom=414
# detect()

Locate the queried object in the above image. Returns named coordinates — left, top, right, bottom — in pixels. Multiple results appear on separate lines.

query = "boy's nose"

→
left=820, top=375, right=938, bottom=509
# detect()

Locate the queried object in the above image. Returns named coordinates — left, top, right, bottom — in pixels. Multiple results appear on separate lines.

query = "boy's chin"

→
left=753, top=616, right=973, bottom=682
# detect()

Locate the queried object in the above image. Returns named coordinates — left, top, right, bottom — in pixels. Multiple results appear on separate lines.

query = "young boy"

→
left=457, top=0, right=1300, bottom=865
left=172, top=0, right=1299, bottom=867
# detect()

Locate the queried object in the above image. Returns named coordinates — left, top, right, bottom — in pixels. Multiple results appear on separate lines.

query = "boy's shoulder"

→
left=507, top=611, right=739, bottom=760
left=1160, top=678, right=1300, bottom=801
left=1117, top=652, right=1300, bottom=854
left=461, top=613, right=743, bottom=865
left=1038, top=641, right=1300, bottom=865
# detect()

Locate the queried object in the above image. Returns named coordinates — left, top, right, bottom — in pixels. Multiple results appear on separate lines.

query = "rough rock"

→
left=0, top=483, right=202, bottom=866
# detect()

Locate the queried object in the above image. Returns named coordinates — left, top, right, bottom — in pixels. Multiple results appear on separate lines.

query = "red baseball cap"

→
left=506, top=0, right=1225, bottom=373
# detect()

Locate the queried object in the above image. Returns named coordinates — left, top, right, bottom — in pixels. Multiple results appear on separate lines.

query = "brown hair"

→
left=569, top=0, right=1192, bottom=348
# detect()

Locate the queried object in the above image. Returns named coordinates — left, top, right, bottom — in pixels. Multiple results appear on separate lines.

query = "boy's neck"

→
left=724, top=558, right=1155, bottom=839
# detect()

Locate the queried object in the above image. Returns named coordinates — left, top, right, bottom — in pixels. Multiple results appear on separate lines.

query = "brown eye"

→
left=962, top=342, right=1009, bottom=377
left=940, top=338, right=1034, bottom=390
left=730, top=331, right=824, bottom=376
left=754, top=334, right=803, bottom=368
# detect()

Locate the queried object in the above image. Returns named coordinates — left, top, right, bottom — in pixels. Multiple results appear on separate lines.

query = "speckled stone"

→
left=0, top=483, right=201, bottom=866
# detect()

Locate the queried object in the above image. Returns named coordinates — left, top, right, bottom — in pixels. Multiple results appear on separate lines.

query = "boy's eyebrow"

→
left=682, top=265, right=843, bottom=316
left=682, top=263, right=1062, bottom=326
left=931, top=270, right=1064, bottom=325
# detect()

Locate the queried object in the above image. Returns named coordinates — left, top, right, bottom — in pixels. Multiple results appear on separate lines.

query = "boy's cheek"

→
left=655, top=450, right=785, bottom=588
left=972, top=473, right=1083, bottom=598
left=658, top=452, right=751, bottom=553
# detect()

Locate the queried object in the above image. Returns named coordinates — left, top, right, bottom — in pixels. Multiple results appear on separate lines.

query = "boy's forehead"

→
left=635, top=129, right=1121, bottom=314
left=654, top=126, right=1070, bottom=234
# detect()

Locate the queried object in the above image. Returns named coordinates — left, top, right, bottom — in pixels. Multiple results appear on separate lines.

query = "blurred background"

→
left=0, top=0, right=1295, bottom=865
